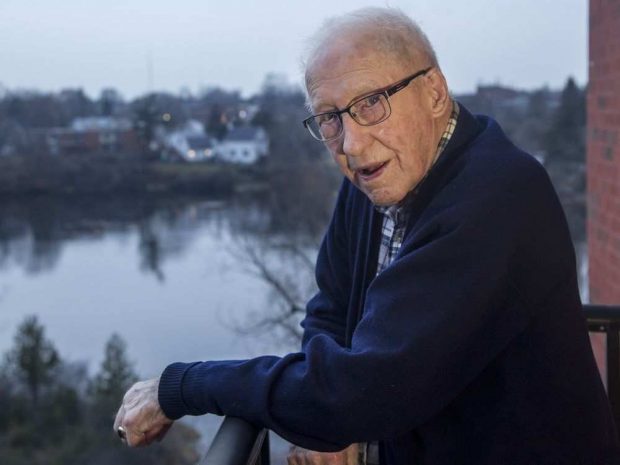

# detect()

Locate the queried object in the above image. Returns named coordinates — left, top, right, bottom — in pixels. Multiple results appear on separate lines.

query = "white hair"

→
left=302, top=7, right=439, bottom=103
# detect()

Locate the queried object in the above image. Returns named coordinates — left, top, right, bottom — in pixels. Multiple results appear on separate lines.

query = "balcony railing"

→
left=201, top=416, right=269, bottom=465
left=201, top=304, right=620, bottom=465
left=583, top=304, right=620, bottom=426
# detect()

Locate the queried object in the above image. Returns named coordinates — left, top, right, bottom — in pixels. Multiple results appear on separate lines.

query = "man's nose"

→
left=340, top=114, right=370, bottom=157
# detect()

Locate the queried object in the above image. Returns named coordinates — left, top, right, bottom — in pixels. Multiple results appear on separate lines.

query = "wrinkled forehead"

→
left=306, top=34, right=396, bottom=84
left=304, top=37, right=410, bottom=110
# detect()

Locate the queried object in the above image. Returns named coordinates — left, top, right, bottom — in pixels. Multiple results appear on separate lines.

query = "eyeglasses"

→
left=302, top=67, right=432, bottom=142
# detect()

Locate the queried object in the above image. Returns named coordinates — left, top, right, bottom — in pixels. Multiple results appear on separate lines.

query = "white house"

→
left=217, top=126, right=269, bottom=165
left=164, top=119, right=216, bottom=162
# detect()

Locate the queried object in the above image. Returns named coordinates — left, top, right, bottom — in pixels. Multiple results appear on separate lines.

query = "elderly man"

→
left=114, top=7, right=620, bottom=465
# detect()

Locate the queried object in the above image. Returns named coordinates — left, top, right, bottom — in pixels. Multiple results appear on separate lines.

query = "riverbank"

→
left=0, top=154, right=268, bottom=197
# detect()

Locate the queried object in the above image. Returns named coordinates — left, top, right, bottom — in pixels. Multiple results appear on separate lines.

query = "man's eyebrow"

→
left=312, top=84, right=384, bottom=115
left=311, top=103, right=339, bottom=114
left=307, top=91, right=337, bottom=114
left=349, top=81, right=395, bottom=103
left=342, top=79, right=395, bottom=108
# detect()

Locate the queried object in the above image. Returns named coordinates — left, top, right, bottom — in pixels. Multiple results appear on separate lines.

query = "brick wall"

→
left=588, top=0, right=620, bottom=304
left=588, top=0, right=620, bottom=382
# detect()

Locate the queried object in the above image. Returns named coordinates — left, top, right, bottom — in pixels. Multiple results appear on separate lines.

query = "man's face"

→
left=306, top=40, right=442, bottom=206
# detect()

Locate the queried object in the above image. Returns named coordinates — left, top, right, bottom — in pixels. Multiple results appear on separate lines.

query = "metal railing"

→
left=201, top=304, right=620, bottom=465
left=583, top=304, right=620, bottom=427
left=201, top=416, right=269, bottom=465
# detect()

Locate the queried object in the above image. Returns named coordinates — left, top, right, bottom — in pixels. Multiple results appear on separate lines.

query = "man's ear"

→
left=425, top=69, right=450, bottom=117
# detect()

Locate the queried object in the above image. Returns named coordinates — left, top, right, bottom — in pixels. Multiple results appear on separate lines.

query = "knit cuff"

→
left=158, top=362, right=200, bottom=420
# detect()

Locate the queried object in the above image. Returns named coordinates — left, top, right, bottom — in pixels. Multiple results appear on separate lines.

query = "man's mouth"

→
left=357, top=161, right=389, bottom=180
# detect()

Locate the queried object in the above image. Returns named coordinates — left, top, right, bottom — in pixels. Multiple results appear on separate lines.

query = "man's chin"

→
left=363, top=188, right=403, bottom=207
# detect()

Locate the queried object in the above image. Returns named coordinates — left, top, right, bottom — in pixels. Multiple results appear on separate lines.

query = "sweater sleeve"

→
left=158, top=158, right=567, bottom=451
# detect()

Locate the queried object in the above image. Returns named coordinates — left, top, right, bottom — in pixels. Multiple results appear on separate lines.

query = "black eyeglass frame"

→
left=302, top=66, right=433, bottom=141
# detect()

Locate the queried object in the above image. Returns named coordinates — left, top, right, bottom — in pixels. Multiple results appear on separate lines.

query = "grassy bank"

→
left=0, top=154, right=266, bottom=197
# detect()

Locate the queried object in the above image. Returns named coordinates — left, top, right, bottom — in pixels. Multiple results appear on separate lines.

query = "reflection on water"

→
left=0, top=193, right=327, bottom=458
left=0, top=194, right=326, bottom=376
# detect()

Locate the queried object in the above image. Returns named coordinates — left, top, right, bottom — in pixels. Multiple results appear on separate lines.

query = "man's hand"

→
left=113, top=377, right=174, bottom=447
left=287, top=443, right=360, bottom=465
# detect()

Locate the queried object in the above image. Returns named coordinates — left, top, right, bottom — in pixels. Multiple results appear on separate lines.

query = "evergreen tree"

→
left=0, top=324, right=201, bottom=465
left=90, top=333, right=138, bottom=428
left=5, top=315, right=59, bottom=406
left=543, top=77, right=586, bottom=164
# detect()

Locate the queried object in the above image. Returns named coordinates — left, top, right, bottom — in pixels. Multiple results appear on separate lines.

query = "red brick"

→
left=589, top=0, right=620, bottom=303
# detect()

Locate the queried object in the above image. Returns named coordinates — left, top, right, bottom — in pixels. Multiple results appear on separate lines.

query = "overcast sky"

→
left=0, top=0, right=587, bottom=100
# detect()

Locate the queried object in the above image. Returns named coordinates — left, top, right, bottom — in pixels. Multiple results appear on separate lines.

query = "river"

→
left=0, top=193, right=325, bottom=460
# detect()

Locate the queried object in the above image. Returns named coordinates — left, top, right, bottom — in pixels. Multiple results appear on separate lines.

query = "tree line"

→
left=0, top=75, right=334, bottom=196
left=0, top=316, right=200, bottom=465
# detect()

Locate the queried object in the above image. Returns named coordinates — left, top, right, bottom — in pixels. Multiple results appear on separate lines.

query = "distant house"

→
left=167, top=134, right=216, bottom=162
left=217, top=126, right=268, bottom=165
left=161, top=122, right=269, bottom=165
left=45, top=116, right=138, bottom=155
left=163, top=120, right=217, bottom=162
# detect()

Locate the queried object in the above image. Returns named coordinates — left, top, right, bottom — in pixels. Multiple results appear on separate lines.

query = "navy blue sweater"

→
left=159, top=105, right=620, bottom=464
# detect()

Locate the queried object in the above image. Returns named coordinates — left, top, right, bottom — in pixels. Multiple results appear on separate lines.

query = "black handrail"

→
left=201, top=416, right=269, bottom=465
left=201, top=304, right=620, bottom=465
left=583, top=304, right=620, bottom=428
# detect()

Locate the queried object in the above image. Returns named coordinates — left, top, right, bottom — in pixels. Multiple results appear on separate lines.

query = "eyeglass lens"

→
left=309, top=93, right=390, bottom=141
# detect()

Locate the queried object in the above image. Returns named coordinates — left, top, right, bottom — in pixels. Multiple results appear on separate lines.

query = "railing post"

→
left=584, top=304, right=620, bottom=429
left=260, top=431, right=270, bottom=465
left=606, top=321, right=620, bottom=426
left=202, top=416, right=269, bottom=465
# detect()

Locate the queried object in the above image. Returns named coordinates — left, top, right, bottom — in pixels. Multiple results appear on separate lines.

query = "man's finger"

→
left=155, top=423, right=173, bottom=442
left=287, top=445, right=301, bottom=465
left=306, top=450, right=327, bottom=465
left=125, top=427, right=146, bottom=447
left=345, top=443, right=359, bottom=465
left=287, top=445, right=360, bottom=465
left=143, top=422, right=171, bottom=445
